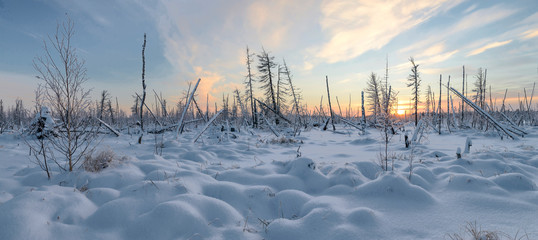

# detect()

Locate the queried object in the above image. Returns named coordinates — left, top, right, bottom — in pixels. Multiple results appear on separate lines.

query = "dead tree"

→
left=244, top=46, right=257, bottom=127
left=98, top=90, right=110, bottom=122
left=276, top=64, right=288, bottom=114
left=323, top=76, right=336, bottom=131
left=438, top=75, right=442, bottom=134
left=447, top=76, right=451, bottom=132
left=176, top=78, right=201, bottom=136
left=450, top=87, right=519, bottom=139
left=257, top=48, right=278, bottom=116
left=283, top=60, right=302, bottom=125
left=407, top=57, right=420, bottom=126
left=361, top=91, right=366, bottom=132
left=138, top=33, right=147, bottom=144
left=461, top=65, right=465, bottom=123
left=365, top=72, right=381, bottom=124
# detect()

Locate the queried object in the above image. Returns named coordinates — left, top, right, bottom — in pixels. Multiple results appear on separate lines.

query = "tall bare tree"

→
left=33, top=16, right=96, bottom=171
left=365, top=72, right=381, bottom=124
left=473, top=68, right=485, bottom=109
left=244, top=46, right=257, bottom=127
left=138, top=33, right=147, bottom=144
left=257, top=48, right=278, bottom=114
left=0, top=99, right=4, bottom=132
left=276, top=64, right=289, bottom=114
left=282, top=59, right=302, bottom=123
left=407, top=57, right=421, bottom=126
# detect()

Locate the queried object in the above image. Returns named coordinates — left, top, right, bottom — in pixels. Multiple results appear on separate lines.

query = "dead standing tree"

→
left=33, top=16, right=97, bottom=172
left=257, top=48, right=278, bottom=123
left=407, top=57, right=420, bottom=126
left=365, top=73, right=381, bottom=125
left=244, top=46, right=257, bottom=127
left=283, top=59, right=302, bottom=128
left=138, top=33, right=147, bottom=144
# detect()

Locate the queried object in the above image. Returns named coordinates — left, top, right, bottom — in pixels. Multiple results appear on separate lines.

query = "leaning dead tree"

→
left=254, top=98, right=292, bottom=125
left=193, top=109, right=224, bottom=143
left=323, top=76, right=336, bottom=131
left=450, top=87, right=521, bottom=139
left=257, top=48, right=278, bottom=116
left=176, top=78, right=201, bottom=137
left=283, top=60, right=302, bottom=125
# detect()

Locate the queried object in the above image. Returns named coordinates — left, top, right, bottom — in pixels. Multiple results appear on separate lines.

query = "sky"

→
left=1, top=0, right=538, bottom=115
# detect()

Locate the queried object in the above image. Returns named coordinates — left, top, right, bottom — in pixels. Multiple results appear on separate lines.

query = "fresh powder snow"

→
left=0, top=125, right=537, bottom=239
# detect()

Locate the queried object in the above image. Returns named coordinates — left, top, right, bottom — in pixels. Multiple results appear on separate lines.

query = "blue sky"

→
left=1, top=0, right=538, bottom=113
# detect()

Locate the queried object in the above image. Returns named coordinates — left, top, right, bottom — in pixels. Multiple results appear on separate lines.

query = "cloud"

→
left=416, top=42, right=445, bottom=58
left=467, top=40, right=512, bottom=56
left=463, top=4, right=477, bottom=14
left=401, top=4, right=516, bottom=57
left=192, top=66, right=226, bottom=105
left=451, top=5, right=516, bottom=33
left=303, top=61, right=314, bottom=71
left=425, top=50, right=459, bottom=63
left=315, top=0, right=460, bottom=64
left=521, top=29, right=538, bottom=40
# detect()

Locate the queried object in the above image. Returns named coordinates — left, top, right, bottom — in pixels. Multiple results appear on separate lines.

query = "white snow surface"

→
left=1, top=125, right=537, bottom=239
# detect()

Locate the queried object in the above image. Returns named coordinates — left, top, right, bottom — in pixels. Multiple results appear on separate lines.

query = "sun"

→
left=397, top=109, right=406, bottom=115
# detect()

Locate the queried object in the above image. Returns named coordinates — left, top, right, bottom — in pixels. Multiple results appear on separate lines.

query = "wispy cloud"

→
left=315, top=0, right=460, bottom=64
left=467, top=40, right=512, bottom=56
left=401, top=4, right=517, bottom=58
left=451, top=5, right=516, bottom=33
left=522, top=29, right=538, bottom=40
left=426, top=50, right=460, bottom=64
left=417, top=43, right=446, bottom=58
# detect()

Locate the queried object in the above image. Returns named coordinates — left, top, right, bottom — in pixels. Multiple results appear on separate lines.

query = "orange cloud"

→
left=522, top=29, right=538, bottom=40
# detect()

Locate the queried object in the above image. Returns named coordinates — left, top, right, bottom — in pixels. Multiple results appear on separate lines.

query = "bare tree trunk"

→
left=324, top=76, right=336, bottom=131
left=361, top=91, right=366, bottom=132
left=461, top=65, right=465, bottom=125
left=176, top=78, right=201, bottom=136
left=438, top=75, right=442, bottom=135
left=447, top=76, right=451, bottom=132
left=138, top=33, right=147, bottom=144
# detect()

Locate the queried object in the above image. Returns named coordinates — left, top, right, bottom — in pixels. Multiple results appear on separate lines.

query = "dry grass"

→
left=269, top=137, right=299, bottom=144
left=83, top=148, right=127, bottom=172
left=446, top=221, right=530, bottom=240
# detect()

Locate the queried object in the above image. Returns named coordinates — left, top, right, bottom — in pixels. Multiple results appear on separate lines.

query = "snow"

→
left=0, top=125, right=537, bottom=239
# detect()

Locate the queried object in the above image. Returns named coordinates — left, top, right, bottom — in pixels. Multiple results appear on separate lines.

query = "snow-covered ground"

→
left=1, top=125, right=537, bottom=239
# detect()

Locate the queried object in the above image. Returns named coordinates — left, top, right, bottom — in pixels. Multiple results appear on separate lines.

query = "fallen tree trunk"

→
left=450, top=87, right=518, bottom=139
left=96, top=118, right=120, bottom=137
left=193, top=110, right=223, bottom=143
left=335, top=114, right=362, bottom=131
left=255, top=98, right=292, bottom=124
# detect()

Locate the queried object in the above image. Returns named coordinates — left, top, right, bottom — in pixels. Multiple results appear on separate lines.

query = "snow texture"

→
left=0, top=125, right=537, bottom=239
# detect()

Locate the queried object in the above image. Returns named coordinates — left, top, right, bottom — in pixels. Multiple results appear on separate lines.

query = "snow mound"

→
left=492, top=173, right=536, bottom=191
left=354, top=173, right=435, bottom=204
left=1, top=126, right=538, bottom=239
